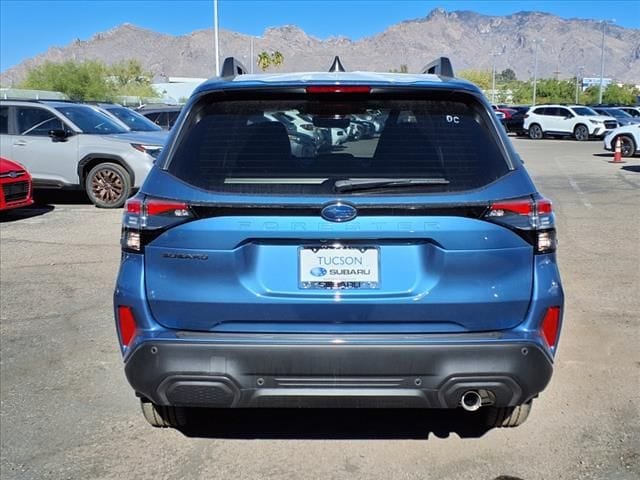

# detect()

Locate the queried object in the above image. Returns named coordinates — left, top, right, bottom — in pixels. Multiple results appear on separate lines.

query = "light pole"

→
left=532, top=38, right=544, bottom=106
left=575, top=66, right=584, bottom=104
left=250, top=36, right=254, bottom=74
left=491, top=51, right=502, bottom=104
left=213, top=0, right=220, bottom=76
left=598, top=19, right=615, bottom=104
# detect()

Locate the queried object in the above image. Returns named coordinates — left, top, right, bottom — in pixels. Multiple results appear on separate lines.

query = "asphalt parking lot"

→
left=1, top=138, right=638, bottom=480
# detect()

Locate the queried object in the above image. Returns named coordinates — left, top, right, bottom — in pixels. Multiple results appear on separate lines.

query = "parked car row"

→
left=0, top=99, right=169, bottom=208
left=491, top=103, right=639, bottom=144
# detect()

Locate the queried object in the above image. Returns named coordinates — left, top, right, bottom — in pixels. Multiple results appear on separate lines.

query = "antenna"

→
left=421, top=57, right=454, bottom=77
left=220, top=57, right=248, bottom=79
left=329, top=56, right=346, bottom=72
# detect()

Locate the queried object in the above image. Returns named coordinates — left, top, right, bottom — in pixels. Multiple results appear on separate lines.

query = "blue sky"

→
left=1, top=0, right=638, bottom=71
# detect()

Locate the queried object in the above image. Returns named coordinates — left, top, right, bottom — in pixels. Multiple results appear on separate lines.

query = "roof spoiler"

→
left=328, top=56, right=346, bottom=72
left=220, top=57, right=248, bottom=79
left=421, top=57, right=454, bottom=78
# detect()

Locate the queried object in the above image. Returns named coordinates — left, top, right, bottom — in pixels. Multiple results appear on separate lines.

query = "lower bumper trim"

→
left=125, top=340, right=553, bottom=409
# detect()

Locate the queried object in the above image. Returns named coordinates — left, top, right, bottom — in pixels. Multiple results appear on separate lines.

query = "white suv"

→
left=524, top=105, right=618, bottom=141
left=604, top=124, right=640, bottom=157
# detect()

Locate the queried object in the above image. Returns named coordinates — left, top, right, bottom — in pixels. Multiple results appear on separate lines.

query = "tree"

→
left=257, top=51, right=271, bottom=71
left=457, top=70, right=491, bottom=90
left=271, top=51, right=284, bottom=69
left=21, top=60, right=114, bottom=101
left=257, top=51, right=285, bottom=71
left=602, top=84, right=638, bottom=105
left=389, top=64, right=409, bottom=73
left=20, top=59, right=157, bottom=101
left=107, top=59, right=156, bottom=97
left=510, top=81, right=534, bottom=105
left=533, top=79, right=575, bottom=104
left=497, top=68, right=517, bottom=82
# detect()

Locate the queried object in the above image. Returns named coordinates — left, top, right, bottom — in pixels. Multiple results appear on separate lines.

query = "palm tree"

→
left=257, top=51, right=271, bottom=71
left=271, top=51, right=284, bottom=69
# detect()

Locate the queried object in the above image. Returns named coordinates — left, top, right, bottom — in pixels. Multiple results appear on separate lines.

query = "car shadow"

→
left=621, top=165, right=640, bottom=173
left=33, top=189, right=93, bottom=205
left=177, top=408, right=492, bottom=440
left=0, top=204, right=55, bottom=223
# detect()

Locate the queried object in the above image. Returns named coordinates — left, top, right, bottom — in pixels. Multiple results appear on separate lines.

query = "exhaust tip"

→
left=461, top=390, right=483, bottom=412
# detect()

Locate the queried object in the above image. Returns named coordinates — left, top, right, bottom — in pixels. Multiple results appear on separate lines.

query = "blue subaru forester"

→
left=114, top=57, right=564, bottom=429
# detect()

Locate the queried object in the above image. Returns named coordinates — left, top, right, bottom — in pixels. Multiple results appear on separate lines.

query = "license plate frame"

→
left=298, top=245, right=380, bottom=290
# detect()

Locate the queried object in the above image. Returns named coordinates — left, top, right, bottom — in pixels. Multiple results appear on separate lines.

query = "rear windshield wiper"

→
left=334, top=177, right=449, bottom=193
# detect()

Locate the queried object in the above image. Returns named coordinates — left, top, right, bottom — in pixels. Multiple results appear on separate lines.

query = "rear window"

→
left=167, top=92, right=510, bottom=195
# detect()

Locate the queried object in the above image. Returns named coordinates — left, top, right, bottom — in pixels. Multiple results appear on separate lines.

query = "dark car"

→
left=114, top=56, right=564, bottom=430
left=95, top=103, right=164, bottom=133
left=136, top=105, right=182, bottom=130
left=498, top=106, right=529, bottom=135
left=592, top=107, right=640, bottom=126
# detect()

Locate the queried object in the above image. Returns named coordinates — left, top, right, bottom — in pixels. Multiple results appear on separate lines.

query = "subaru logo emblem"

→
left=321, top=202, right=357, bottom=222
left=8, top=171, right=19, bottom=178
left=310, top=267, right=327, bottom=277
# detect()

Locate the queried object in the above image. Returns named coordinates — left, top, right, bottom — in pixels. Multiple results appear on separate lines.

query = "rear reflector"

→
left=540, top=307, right=561, bottom=348
left=117, top=306, right=137, bottom=347
left=306, top=86, right=371, bottom=94
left=126, top=198, right=142, bottom=214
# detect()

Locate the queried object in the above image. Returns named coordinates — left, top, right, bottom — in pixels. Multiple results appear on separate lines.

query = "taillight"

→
left=121, top=195, right=194, bottom=253
left=306, top=86, right=371, bottom=94
left=117, top=306, right=137, bottom=348
left=146, top=198, right=190, bottom=217
left=540, top=307, right=561, bottom=349
left=485, top=196, right=556, bottom=254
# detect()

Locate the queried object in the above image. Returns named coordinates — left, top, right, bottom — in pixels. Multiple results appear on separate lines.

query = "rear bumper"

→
left=125, top=336, right=553, bottom=409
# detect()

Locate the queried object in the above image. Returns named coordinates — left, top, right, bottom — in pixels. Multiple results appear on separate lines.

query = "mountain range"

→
left=1, top=8, right=639, bottom=86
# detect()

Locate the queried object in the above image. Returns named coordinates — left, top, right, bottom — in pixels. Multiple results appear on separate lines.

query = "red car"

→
left=0, top=157, right=34, bottom=211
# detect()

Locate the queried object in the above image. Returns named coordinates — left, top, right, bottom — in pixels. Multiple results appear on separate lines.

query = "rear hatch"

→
left=137, top=87, right=540, bottom=334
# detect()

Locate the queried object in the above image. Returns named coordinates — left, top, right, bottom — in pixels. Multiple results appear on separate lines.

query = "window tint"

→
left=167, top=94, right=510, bottom=195
left=143, top=112, right=161, bottom=123
left=105, top=106, right=161, bottom=132
left=602, top=109, right=630, bottom=118
left=17, top=107, right=65, bottom=136
left=556, top=108, right=571, bottom=117
left=572, top=107, right=597, bottom=116
left=533, top=107, right=548, bottom=115
left=166, top=111, right=180, bottom=129
left=56, top=105, right=127, bottom=134
left=0, top=106, right=8, bottom=134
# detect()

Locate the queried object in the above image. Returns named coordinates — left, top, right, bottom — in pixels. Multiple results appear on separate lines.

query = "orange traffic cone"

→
left=610, top=136, right=626, bottom=164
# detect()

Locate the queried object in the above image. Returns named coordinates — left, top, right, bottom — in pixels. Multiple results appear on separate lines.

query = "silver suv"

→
left=0, top=100, right=168, bottom=208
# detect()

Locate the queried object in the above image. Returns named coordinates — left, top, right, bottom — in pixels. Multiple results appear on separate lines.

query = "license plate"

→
left=299, top=246, right=379, bottom=290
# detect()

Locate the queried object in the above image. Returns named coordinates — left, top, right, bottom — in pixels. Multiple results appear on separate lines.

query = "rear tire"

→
left=140, top=399, right=187, bottom=428
left=484, top=400, right=532, bottom=428
left=528, top=124, right=543, bottom=140
left=617, top=135, right=636, bottom=157
left=573, top=124, right=590, bottom=141
left=85, top=162, right=131, bottom=208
